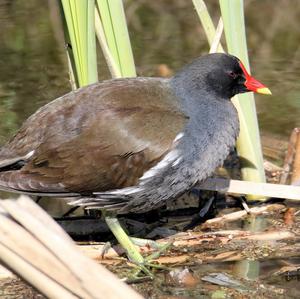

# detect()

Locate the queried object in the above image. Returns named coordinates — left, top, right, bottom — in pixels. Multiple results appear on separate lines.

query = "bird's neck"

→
left=169, top=75, right=228, bottom=117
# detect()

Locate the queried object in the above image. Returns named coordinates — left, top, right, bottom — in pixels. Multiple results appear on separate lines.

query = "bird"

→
left=0, top=53, right=271, bottom=271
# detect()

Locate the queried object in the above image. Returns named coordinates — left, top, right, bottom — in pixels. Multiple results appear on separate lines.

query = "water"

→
left=0, top=0, right=299, bottom=144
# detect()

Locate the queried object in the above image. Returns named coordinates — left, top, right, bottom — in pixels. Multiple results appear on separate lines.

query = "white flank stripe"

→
left=140, top=150, right=179, bottom=181
left=106, top=186, right=142, bottom=195
left=174, top=132, right=184, bottom=142
left=24, top=150, right=35, bottom=160
left=101, top=131, right=185, bottom=196
left=140, top=132, right=184, bottom=181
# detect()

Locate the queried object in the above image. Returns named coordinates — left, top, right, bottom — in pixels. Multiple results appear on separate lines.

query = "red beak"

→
left=239, top=61, right=271, bottom=95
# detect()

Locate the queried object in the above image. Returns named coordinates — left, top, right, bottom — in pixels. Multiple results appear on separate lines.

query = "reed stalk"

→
left=220, top=0, right=266, bottom=194
left=61, top=0, right=98, bottom=87
left=193, top=0, right=266, bottom=200
left=96, top=0, right=136, bottom=77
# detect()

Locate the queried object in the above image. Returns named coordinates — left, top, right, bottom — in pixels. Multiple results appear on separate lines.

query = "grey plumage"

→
left=73, top=54, right=240, bottom=213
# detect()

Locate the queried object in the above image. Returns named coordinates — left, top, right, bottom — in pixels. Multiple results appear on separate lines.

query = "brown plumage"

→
left=0, top=78, right=187, bottom=194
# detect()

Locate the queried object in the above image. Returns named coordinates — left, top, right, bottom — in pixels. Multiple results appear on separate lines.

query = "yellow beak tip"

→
left=256, top=87, right=272, bottom=95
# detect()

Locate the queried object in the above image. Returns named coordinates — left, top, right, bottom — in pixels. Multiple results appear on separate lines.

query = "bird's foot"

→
left=130, top=236, right=169, bottom=250
left=99, top=241, right=112, bottom=259
left=104, top=214, right=172, bottom=278
left=184, top=193, right=216, bottom=230
left=127, top=239, right=172, bottom=279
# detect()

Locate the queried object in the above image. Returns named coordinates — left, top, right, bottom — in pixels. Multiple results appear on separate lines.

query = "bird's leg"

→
left=104, top=213, right=144, bottom=264
left=184, top=190, right=217, bottom=230
left=103, top=211, right=170, bottom=277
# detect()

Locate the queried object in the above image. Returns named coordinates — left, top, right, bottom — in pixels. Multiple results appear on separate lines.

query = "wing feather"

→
left=0, top=78, right=187, bottom=194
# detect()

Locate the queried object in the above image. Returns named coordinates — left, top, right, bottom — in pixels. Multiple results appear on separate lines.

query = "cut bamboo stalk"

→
left=0, top=243, right=77, bottom=299
left=17, top=195, right=73, bottom=242
left=0, top=197, right=143, bottom=299
left=198, top=178, right=300, bottom=200
left=202, top=204, right=285, bottom=225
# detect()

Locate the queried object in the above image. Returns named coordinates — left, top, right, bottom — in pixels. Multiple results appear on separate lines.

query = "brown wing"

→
left=0, top=78, right=188, bottom=194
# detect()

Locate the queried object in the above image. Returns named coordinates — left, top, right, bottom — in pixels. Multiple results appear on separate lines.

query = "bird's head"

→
left=202, top=53, right=271, bottom=98
left=173, top=53, right=271, bottom=100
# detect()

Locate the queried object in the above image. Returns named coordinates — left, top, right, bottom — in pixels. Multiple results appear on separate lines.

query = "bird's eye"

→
left=227, top=71, right=238, bottom=79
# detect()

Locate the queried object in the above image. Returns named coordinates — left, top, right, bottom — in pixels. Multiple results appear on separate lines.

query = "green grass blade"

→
left=220, top=0, right=266, bottom=190
left=96, top=0, right=136, bottom=77
left=209, top=18, right=223, bottom=53
left=192, top=0, right=224, bottom=52
left=61, top=0, right=98, bottom=87
left=94, top=8, right=122, bottom=78
left=59, top=1, right=78, bottom=89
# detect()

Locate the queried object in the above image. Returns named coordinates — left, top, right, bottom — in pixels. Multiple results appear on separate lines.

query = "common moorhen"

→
left=0, top=53, right=271, bottom=270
